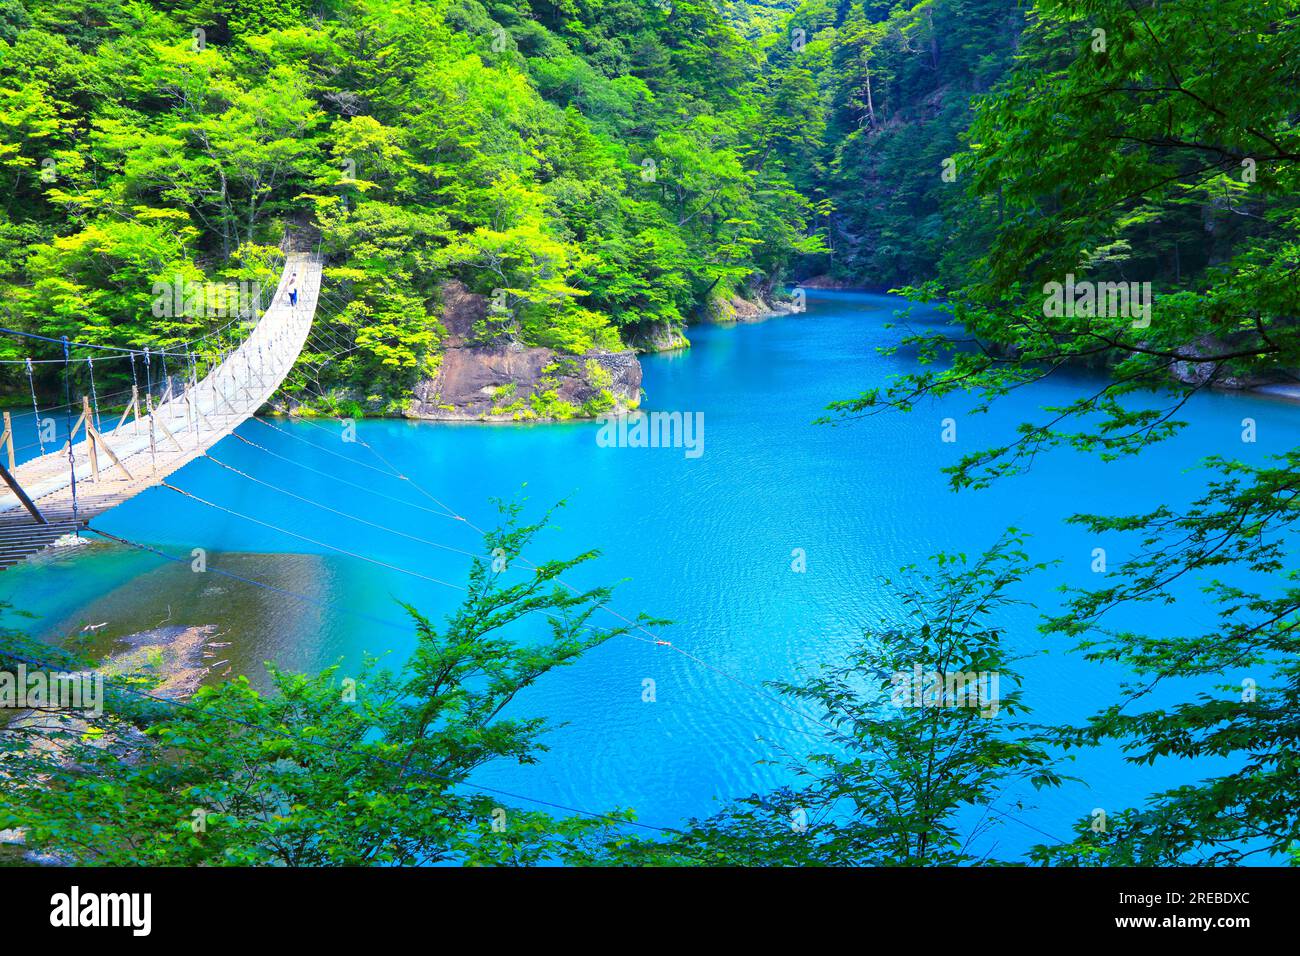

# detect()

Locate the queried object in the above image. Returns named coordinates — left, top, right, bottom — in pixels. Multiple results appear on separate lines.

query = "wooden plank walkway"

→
left=0, top=252, right=322, bottom=569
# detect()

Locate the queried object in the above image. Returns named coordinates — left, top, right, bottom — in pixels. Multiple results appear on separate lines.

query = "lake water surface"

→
left=5, top=290, right=1295, bottom=860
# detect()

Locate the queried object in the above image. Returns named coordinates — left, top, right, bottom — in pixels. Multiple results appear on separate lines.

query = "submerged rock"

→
left=0, top=623, right=224, bottom=865
left=105, top=624, right=224, bottom=699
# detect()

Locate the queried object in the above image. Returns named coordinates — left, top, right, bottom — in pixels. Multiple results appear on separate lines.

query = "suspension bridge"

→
left=0, top=252, right=322, bottom=569
left=0, top=250, right=1075, bottom=854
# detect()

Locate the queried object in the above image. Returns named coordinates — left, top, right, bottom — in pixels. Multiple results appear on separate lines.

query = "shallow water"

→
left=4, top=290, right=1295, bottom=860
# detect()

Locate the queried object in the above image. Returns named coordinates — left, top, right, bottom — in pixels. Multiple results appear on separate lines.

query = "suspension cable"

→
left=60, top=337, right=79, bottom=527
left=87, top=355, right=102, bottom=431
left=25, top=356, right=44, bottom=455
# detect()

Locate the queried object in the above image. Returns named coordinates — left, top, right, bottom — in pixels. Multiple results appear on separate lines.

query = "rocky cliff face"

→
left=1168, top=334, right=1282, bottom=390
left=793, top=274, right=857, bottom=290
left=626, top=319, right=690, bottom=353
left=700, top=289, right=799, bottom=324
left=407, top=282, right=642, bottom=422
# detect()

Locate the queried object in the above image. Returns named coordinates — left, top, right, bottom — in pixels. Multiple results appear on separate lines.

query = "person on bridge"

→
left=288, top=273, right=298, bottom=307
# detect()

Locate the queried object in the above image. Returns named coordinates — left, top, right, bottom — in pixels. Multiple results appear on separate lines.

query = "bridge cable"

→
left=226, top=431, right=470, bottom=522
left=87, top=356, right=102, bottom=431
left=0, top=324, right=192, bottom=359
left=59, top=337, right=79, bottom=528
left=25, top=357, right=44, bottom=455
left=159, top=481, right=466, bottom=591
left=86, top=527, right=424, bottom=638
left=0, top=644, right=690, bottom=843
left=248, top=414, right=431, bottom=483
left=203, top=453, right=484, bottom=562
left=262, top=386, right=848, bottom=738
left=157, top=476, right=659, bottom=654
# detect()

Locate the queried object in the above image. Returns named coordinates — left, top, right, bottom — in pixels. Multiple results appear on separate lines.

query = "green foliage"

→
left=5, top=0, right=1295, bottom=869
left=0, top=0, right=824, bottom=407
left=825, top=0, right=1300, bottom=864
left=613, top=534, right=1063, bottom=866
left=746, top=0, right=1022, bottom=287
left=0, top=508, right=654, bottom=866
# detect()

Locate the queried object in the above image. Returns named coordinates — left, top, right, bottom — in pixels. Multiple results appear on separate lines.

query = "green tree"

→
left=828, top=0, right=1300, bottom=864
left=0, top=508, right=653, bottom=865
left=619, top=535, right=1062, bottom=866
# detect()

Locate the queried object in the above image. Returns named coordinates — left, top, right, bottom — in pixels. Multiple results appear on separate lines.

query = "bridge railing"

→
left=1, top=252, right=315, bottom=518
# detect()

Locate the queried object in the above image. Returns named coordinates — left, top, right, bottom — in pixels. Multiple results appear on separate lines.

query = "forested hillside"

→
left=0, top=0, right=822, bottom=416
left=819, top=0, right=1300, bottom=866
left=744, top=0, right=1022, bottom=288
left=2, top=0, right=1300, bottom=871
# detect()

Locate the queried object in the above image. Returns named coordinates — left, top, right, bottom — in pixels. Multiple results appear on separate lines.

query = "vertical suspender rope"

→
left=194, top=348, right=205, bottom=443
left=143, top=346, right=158, bottom=474
left=210, top=344, right=219, bottom=417
left=129, top=350, right=141, bottom=434
left=25, top=356, right=44, bottom=454
left=185, top=348, right=198, bottom=447
left=144, top=347, right=158, bottom=474
left=87, top=355, right=102, bottom=432
left=61, top=337, right=80, bottom=528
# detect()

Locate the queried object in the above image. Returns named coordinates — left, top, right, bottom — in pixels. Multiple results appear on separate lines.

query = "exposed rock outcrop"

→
left=699, top=289, right=799, bottom=325
left=795, top=274, right=856, bottom=290
left=106, top=624, right=225, bottom=700
left=1169, top=334, right=1283, bottom=390
left=0, top=623, right=224, bottom=865
left=626, top=320, right=690, bottom=354
left=407, top=281, right=642, bottom=422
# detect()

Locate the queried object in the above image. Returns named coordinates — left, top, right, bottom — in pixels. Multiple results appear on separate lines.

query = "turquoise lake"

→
left=4, top=289, right=1295, bottom=860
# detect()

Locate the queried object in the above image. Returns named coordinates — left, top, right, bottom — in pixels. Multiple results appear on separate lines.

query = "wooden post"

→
left=218, top=384, right=240, bottom=416
left=58, top=408, right=86, bottom=454
left=116, top=386, right=139, bottom=435
left=88, top=423, right=133, bottom=481
left=1, top=411, right=13, bottom=470
left=154, top=408, right=183, bottom=452
left=185, top=392, right=199, bottom=448
left=82, top=397, right=99, bottom=483
left=0, top=463, right=47, bottom=524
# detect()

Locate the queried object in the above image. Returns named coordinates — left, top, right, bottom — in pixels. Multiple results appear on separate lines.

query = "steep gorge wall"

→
left=408, top=282, right=642, bottom=422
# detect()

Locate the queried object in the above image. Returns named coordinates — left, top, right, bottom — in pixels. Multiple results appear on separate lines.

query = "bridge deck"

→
left=0, top=252, right=321, bottom=569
